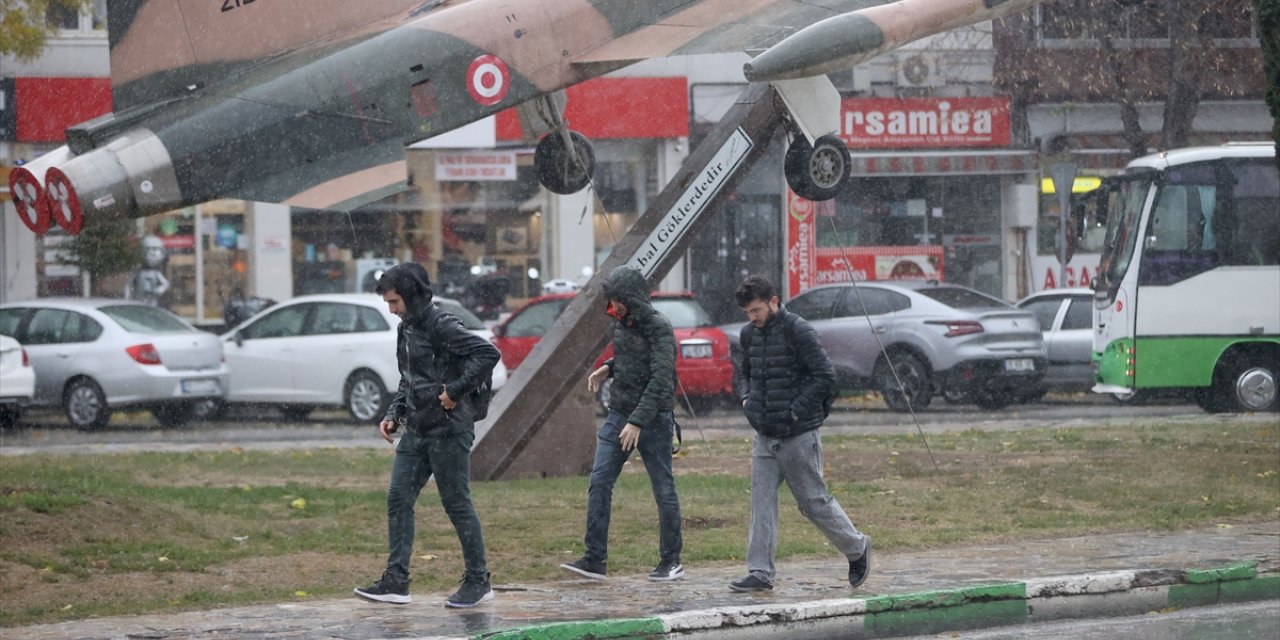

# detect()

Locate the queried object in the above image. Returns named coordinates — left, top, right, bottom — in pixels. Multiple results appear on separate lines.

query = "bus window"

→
left=1139, top=163, right=1221, bottom=285
left=1222, top=160, right=1280, bottom=266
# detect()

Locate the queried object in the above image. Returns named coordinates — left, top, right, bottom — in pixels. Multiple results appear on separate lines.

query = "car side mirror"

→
left=491, top=324, right=506, bottom=338
left=233, top=330, right=244, bottom=347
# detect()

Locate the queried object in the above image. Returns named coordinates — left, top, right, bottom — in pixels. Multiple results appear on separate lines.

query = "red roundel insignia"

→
left=466, top=54, right=510, bottom=106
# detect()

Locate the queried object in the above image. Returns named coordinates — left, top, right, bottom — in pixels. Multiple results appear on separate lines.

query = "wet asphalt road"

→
left=1, top=393, right=1266, bottom=456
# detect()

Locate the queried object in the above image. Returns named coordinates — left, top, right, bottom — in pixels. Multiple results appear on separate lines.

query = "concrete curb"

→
left=469, top=562, right=1279, bottom=640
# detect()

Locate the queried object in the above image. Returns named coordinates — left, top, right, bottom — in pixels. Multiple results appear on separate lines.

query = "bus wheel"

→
left=1220, top=355, right=1279, bottom=413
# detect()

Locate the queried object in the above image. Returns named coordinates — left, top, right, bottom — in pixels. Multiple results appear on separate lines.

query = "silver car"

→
left=0, top=299, right=229, bottom=430
left=736, top=281, right=1047, bottom=412
left=1015, top=288, right=1094, bottom=397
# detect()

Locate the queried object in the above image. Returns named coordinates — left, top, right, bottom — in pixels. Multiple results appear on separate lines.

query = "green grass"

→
left=1, top=420, right=1277, bottom=626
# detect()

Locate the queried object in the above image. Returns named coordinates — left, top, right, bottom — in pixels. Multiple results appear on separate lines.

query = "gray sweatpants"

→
left=746, top=429, right=868, bottom=582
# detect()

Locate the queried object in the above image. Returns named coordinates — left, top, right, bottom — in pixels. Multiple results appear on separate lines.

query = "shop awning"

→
left=848, top=150, right=1038, bottom=176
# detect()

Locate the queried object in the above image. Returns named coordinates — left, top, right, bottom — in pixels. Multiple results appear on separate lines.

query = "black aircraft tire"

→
left=535, top=131, right=596, bottom=194
left=784, top=134, right=851, bottom=201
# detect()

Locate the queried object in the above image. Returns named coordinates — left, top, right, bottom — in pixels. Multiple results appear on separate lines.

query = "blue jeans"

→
left=582, top=409, right=682, bottom=564
left=384, top=429, right=487, bottom=584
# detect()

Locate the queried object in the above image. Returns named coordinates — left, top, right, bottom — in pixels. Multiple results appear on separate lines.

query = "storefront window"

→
left=819, top=175, right=1004, bottom=296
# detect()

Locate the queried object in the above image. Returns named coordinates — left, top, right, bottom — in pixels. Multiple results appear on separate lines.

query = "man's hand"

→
left=439, top=388, right=457, bottom=411
left=620, top=423, right=641, bottom=451
left=587, top=364, right=610, bottom=393
left=379, top=419, right=398, bottom=444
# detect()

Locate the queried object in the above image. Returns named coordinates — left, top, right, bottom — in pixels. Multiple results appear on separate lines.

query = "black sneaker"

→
left=729, top=573, right=773, bottom=592
left=445, top=573, right=494, bottom=608
left=354, top=574, right=410, bottom=605
left=648, top=560, right=684, bottom=581
left=559, top=556, right=606, bottom=580
left=849, top=542, right=871, bottom=589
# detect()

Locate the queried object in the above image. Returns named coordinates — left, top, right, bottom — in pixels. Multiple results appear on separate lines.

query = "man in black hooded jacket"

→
left=560, top=266, right=685, bottom=582
left=354, top=262, right=500, bottom=608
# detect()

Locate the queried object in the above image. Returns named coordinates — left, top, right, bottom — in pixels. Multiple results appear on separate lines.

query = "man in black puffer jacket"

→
left=729, top=275, right=870, bottom=593
left=354, top=263, right=500, bottom=609
left=560, top=266, right=685, bottom=582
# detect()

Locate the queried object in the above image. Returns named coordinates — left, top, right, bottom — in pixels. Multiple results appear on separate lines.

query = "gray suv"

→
left=732, top=281, right=1047, bottom=412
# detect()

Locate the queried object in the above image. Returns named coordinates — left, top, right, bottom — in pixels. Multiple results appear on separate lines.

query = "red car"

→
left=491, top=292, right=734, bottom=411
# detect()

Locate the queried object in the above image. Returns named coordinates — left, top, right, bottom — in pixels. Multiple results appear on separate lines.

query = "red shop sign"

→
left=840, top=96, right=1011, bottom=149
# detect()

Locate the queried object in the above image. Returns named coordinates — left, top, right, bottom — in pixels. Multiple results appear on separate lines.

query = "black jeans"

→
left=384, top=429, right=488, bottom=583
left=582, top=409, right=682, bottom=564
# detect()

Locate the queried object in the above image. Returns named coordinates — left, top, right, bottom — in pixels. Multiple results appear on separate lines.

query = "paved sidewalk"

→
left=10, top=522, right=1278, bottom=639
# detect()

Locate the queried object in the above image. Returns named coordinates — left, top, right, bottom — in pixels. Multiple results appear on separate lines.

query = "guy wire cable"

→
left=823, top=213, right=941, bottom=475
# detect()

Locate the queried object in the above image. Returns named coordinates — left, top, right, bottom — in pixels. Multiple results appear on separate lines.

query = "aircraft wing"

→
left=571, top=0, right=873, bottom=75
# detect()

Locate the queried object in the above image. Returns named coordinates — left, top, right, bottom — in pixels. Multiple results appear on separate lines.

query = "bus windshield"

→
left=1097, top=172, right=1154, bottom=298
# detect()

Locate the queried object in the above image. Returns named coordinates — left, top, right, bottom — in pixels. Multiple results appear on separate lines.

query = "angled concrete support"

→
left=473, top=83, right=786, bottom=480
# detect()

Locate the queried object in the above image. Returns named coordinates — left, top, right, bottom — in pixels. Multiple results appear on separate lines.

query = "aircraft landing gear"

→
left=535, top=130, right=596, bottom=194
left=784, top=133, right=850, bottom=201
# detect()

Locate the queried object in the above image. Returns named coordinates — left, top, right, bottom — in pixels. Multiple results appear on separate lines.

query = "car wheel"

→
left=192, top=398, right=227, bottom=421
left=0, top=406, right=20, bottom=429
left=876, top=352, right=932, bottom=412
left=346, top=370, right=388, bottom=423
left=279, top=404, right=315, bottom=421
left=1018, top=387, right=1048, bottom=404
left=974, top=391, right=1015, bottom=411
left=1216, top=355, right=1279, bottom=413
left=152, top=402, right=198, bottom=428
left=64, top=377, right=110, bottom=431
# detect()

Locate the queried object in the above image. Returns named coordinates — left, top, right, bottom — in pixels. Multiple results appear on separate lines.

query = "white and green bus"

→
left=1091, top=142, right=1279, bottom=413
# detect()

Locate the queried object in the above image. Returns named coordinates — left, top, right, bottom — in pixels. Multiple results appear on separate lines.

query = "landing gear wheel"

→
left=65, top=378, right=110, bottom=431
left=1217, top=355, right=1279, bottom=413
left=535, top=130, right=595, bottom=194
left=152, top=402, right=197, bottom=428
left=346, top=371, right=388, bottom=423
left=784, top=134, right=851, bottom=201
left=876, top=352, right=932, bottom=413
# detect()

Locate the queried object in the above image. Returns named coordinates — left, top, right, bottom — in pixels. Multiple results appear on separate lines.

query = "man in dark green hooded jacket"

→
left=560, top=266, right=685, bottom=582
left=354, top=262, right=500, bottom=608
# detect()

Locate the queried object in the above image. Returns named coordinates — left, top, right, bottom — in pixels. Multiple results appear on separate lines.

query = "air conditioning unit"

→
left=896, top=52, right=943, bottom=88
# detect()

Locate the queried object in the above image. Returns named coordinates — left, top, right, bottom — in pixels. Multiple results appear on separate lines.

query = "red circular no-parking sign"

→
left=466, top=54, right=510, bottom=106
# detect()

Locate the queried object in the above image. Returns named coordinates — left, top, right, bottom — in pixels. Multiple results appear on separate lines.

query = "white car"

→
left=0, top=334, right=36, bottom=428
left=0, top=299, right=229, bottom=430
left=216, top=294, right=506, bottom=423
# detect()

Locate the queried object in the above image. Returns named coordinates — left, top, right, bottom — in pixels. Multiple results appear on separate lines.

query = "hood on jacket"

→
left=601, top=266, right=651, bottom=314
left=377, top=262, right=434, bottom=322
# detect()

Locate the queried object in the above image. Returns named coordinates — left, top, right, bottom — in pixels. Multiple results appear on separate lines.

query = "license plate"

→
left=1004, top=358, right=1035, bottom=372
left=181, top=379, right=221, bottom=395
left=681, top=344, right=713, bottom=359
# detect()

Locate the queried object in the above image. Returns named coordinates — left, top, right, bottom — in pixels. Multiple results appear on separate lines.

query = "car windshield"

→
left=652, top=298, right=714, bottom=328
left=99, top=304, right=193, bottom=333
left=917, top=287, right=1009, bottom=310
left=437, top=300, right=485, bottom=330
